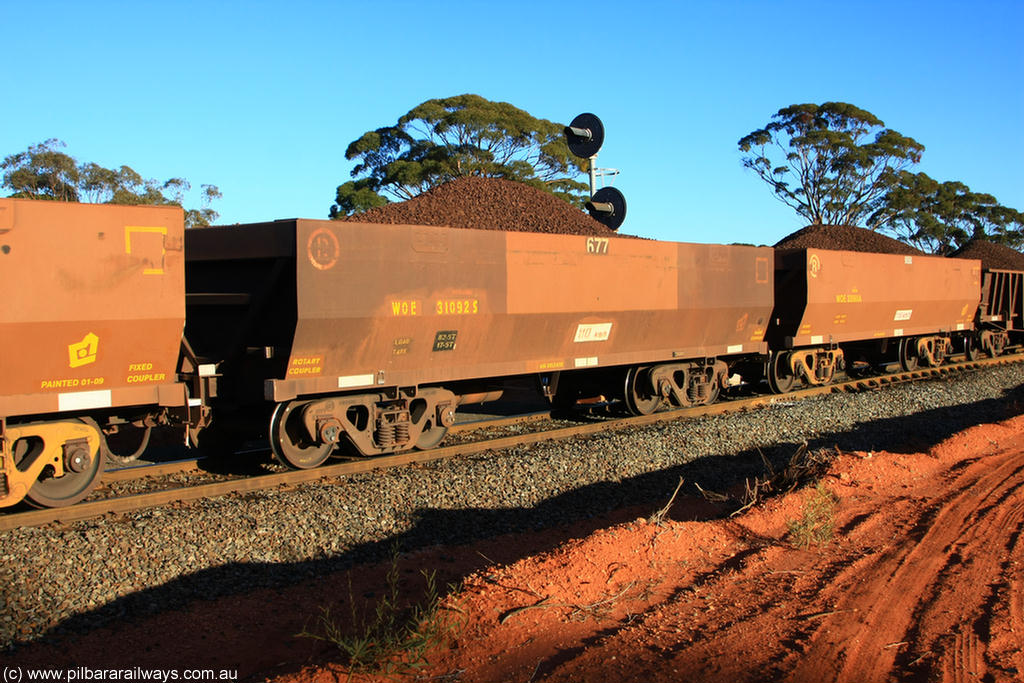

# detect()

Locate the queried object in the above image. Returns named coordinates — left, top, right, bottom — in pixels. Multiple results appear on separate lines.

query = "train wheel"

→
left=898, top=338, right=919, bottom=372
left=623, top=367, right=661, bottom=416
left=964, top=335, right=979, bottom=362
left=269, top=401, right=333, bottom=469
left=702, top=376, right=722, bottom=406
left=20, top=420, right=104, bottom=508
left=983, top=331, right=1007, bottom=358
left=415, top=420, right=448, bottom=450
left=767, top=352, right=796, bottom=394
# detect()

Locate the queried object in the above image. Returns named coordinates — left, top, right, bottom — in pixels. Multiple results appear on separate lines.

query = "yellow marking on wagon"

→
left=288, top=356, right=323, bottom=376
left=42, top=378, right=83, bottom=389
left=435, top=298, right=479, bottom=315
left=124, top=226, right=167, bottom=275
left=393, top=338, right=412, bottom=356
left=390, top=300, right=421, bottom=316
left=41, top=376, right=106, bottom=390
left=126, top=372, right=166, bottom=383
left=539, top=360, right=565, bottom=370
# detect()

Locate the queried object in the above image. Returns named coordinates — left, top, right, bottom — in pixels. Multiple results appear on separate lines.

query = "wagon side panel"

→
left=270, top=223, right=774, bottom=401
left=773, top=248, right=979, bottom=347
left=0, top=199, right=186, bottom=417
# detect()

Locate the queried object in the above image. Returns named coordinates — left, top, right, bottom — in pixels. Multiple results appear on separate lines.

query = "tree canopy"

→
left=330, top=94, right=589, bottom=217
left=739, top=102, right=1022, bottom=253
left=1, top=139, right=221, bottom=228
left=868, top=171, right=1024, bottom=254
left=738, top=102, right=925, bottom=227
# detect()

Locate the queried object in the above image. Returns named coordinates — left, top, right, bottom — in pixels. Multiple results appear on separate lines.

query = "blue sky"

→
left=2, top=0, right=1021, bottom=245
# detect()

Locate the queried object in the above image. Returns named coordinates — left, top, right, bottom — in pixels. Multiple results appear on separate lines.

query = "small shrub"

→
left=787, top=481, right=838, bottom=548
left=299, top=548, right=461, bottom=678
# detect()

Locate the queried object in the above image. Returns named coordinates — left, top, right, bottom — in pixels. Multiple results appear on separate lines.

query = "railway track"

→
left=2, top=353, right=1021, bottom=531
left=99, top=410, right=554, bottom=484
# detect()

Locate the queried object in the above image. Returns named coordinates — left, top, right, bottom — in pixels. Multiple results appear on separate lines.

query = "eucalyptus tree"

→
left=330, top=94, right=588, bottom=217
left=738, top=102, right=924, bottom=227
left=869, top=171, right=1024, bottom=253
left=2, top=139, right=221, bottom=227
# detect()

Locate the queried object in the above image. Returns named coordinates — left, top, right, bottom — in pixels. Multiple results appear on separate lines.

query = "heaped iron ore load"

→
left=345, top=176, right=624, bottom=237
left=0, top=199, right=210, bottom=507
left=774, top=224, right=923, bottom=255
left=951, top=239, right=1024, bottom=271
left=185, top=218, right=773, bottom=467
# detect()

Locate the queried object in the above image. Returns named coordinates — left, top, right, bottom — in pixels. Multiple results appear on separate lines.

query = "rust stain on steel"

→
left=259, top=221, right=774, bottom=402
left=771, top=249, right=982, bottom=348
left=505, top=232, right=678, bottom=313
left=0, top=199, right=186, bottom=417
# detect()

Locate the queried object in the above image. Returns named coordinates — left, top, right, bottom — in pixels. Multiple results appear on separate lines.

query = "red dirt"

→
left=8, top=417, right=1024, bottom=682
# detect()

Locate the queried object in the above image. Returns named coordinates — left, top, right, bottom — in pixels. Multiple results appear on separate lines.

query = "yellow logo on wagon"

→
left=68, top=333, right=99, bottom=368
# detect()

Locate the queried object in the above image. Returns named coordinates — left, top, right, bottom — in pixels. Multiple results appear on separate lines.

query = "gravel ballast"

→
left=3, top=364, right=1024, bottom=649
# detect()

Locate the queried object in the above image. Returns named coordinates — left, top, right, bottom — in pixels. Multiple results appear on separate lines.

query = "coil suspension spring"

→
left=376, top=422, right=396, bottom=448
left=394, top=422, right=410, bottom=445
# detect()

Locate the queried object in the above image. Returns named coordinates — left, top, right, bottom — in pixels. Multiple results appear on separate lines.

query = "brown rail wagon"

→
left=976, top=268, right=1024, bottom=355
left=0, top=199, right=203, bottom=508
left=185, top=219, right=774, bottom=468
left=765, top=248, right=981, bottom=392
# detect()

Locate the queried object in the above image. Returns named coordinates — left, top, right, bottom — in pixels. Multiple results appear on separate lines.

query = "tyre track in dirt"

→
left=786, top=436, right=1024, bottom=683
left=507, top=432, right=1024, bottom=683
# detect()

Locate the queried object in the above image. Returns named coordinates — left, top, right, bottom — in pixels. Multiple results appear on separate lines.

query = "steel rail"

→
left=99, top=411, right=554, bottom=484
left=3, top=353, right=1021, bottom=531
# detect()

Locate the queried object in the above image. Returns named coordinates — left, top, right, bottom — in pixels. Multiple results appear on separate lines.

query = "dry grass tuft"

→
left=696, top=442, right=835, bottom=517
left=298, top=547, right=463, bottom=679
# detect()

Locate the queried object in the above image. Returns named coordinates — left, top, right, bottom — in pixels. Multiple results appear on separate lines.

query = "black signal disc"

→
left=565, top=113, right=604, bottom=159
left=586, top=186, right=627, bottom=231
